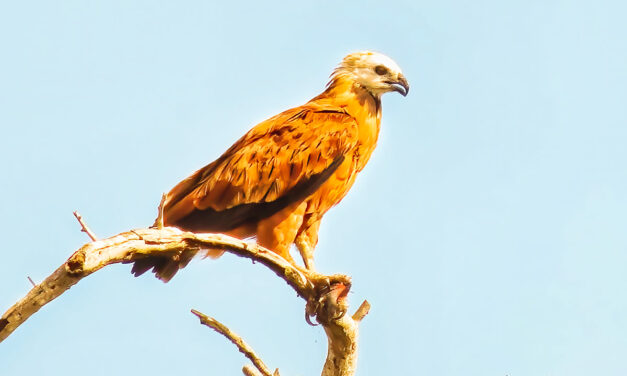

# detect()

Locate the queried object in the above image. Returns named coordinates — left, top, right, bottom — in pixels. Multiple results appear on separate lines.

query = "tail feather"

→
left=130, top=258, right=163, bottom=278
left=130, top=250, right=197, bottom=282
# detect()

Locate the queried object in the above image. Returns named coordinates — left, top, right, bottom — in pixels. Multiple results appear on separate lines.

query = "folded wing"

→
left=162, top=104, right=359, bottom=234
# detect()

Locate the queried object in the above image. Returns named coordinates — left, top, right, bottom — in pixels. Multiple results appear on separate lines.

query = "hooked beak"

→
left=387, top=73, right=410, bottom=96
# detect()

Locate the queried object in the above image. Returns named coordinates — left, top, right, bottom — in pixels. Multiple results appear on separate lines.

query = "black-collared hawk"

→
left=132, top=51, right=409, bottom=281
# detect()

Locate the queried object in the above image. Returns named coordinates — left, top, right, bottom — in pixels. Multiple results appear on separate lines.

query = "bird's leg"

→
left=296, top=240, right=316, bottom=270
left=256, top=203, right=306, bottom=266
left=295, top=218, right=320, bottom=271
left=294, top=218, right=354, bottom=324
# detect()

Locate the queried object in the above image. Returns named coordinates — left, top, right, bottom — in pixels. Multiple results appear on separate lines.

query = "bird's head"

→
left=333, top=51, right=409, bottom=97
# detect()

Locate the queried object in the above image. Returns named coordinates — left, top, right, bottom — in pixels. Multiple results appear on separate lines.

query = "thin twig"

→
left=243, top=365, right=280, bottom=376
left=27, top=277, right=36, bottom=287
left=191, top=309, right=277, bottom=376
left=155, top=193, right=167, bottom=229
left=72, top=211, right=98, bottom=241
left=242, top=365, right=263, bottom=376
left=351, top=300, right=370, bottom=322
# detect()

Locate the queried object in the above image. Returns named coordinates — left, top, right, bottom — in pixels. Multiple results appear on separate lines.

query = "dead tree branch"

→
left=192, top=309, right=279, bottom=376
left=72, top=211, right=98, bottom=241
left=155, top=193, right=167, bottom=229
left=1, top=227, right=369, bottom=376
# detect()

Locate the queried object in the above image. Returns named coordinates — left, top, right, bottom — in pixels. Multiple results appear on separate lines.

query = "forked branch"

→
left=1, top=225, right=369, bottom=376
left=192, top=309, right=279, bottom=376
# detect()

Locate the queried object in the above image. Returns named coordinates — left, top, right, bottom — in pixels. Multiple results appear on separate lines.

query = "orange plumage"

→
left=132, top=51, right=408, bottom=281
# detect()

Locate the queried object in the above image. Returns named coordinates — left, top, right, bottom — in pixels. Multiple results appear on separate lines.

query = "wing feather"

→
left=161, top=104, right=358, bottom=232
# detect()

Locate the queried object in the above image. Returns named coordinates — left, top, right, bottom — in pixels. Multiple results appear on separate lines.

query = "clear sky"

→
left=1, top=0, right=626, bottom=375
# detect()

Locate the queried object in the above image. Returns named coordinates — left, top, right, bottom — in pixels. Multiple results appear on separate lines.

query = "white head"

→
left=333, top=51, right=409, bottom=97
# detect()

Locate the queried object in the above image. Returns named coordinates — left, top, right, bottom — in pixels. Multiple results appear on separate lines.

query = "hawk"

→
left=133, top=51, right=409, bottom=281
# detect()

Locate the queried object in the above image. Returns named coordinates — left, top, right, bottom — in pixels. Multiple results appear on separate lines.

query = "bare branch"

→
left=1, top=226, right=370, bottom=376
left=0, top=228, right=309, bottom=342
left=155, top=193, right=167, bottom=229
left=351, top=300, right=371, bottom=322
left=27, top=276, right=36, bottom=287
left=191, top=309, right=277, bottom=376
left=72, top=211, right=98, bottom=241
left=244, top=365, right=281, bottom=376
left=242, top=365, right=262, bottom=376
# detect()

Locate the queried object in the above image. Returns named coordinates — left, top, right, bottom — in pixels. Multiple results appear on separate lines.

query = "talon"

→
left=305, top=311, right=318, bottom=326
left=332, top=309, right=347, bottom=321
left=305, top=298, right=320, bottom=326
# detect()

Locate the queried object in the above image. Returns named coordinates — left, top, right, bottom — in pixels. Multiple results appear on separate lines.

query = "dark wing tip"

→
left=171, top=155, right=346, bottom=234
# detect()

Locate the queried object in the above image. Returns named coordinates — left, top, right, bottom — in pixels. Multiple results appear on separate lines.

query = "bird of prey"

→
left=132, top=51, right=409, bottom=281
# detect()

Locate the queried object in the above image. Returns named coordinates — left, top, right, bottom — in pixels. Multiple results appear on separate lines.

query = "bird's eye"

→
left=374, top=65, right=389, bottom=75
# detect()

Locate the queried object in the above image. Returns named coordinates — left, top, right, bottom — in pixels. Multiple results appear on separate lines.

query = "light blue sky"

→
left=1, top=1, right=626, bottom=375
